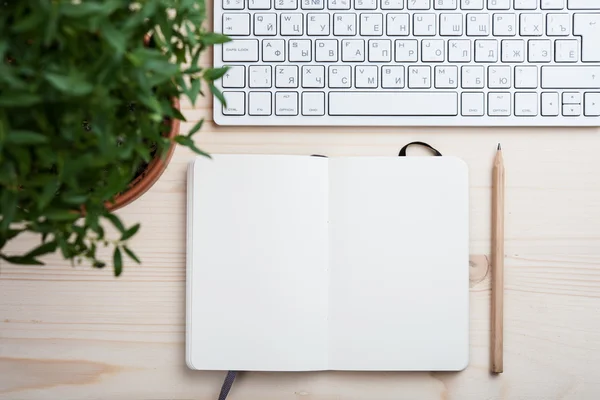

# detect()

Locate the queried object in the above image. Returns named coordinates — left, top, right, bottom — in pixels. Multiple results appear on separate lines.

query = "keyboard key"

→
left=520, top=13, right=544, bottom=36
left=555, top=40, right=579, bottom=62
left=289, top=39, right=312, bottom=61
left=341, top=39, right=365, bottom=61
left=541, top=0, right=564, bottom=9
left=329, top=65, right=352, bottom=87
left=541, top=92, right=560, bottom=116
left=546, top=13, right=570, bottom=36
left=568, top=0, right=600, bottom=9
left=328, top=92, right=458, bottom=115
left=328, top=0, right=350, bottom=9
left=488, top=92, right=511, bottom=116
left=563, top=104, right=581, bottom=116
left=222, top=92, right=245, bottom=115
left=249, top=0, right=271, bottom=9
left=222, top=40, right=259, bottom=62
left=584, top=93, right=600, bottom=116
left=514, top=92, right=538, bottom=116
left=222, top=66, right=246, bottom=88
left=413, top=13, right=437, bottom=35
left=275, top=92, right=299, bottom=115
left=467, top=14, right=490, bottom=36
left=301, top=0, right=324, bottom=9
left=435, top=65, right=459, bottom=88
left=224, top=0, right=244, bottom=9
left=528, top=40, right=552, bottom=62
left=334, top=13, right=357, bottom=36
left=254, top=13, right=277, bottom=35
left=501, top=39, right=525, bottom=62
left=488, top=66, right=511, bottom=88
left=574, top=14, right=600, bottom=62
left=449, top=39, right=472, bottom=62
left=461, top=0, right=484, bottom=9
left=249, top=65, right=272, bottom=88
left=302, top=92, right=326, bottom=115
left=440, top=13, right=464, bottom=36
left=355, top=0, right=377, bottom=9
left=563, top=92, right=581, bottom=104
left=275, top=0, right=298, bottom=8
left=514, top=66, right=538, bottom=89
left=541, top=66, right=600, bottom=88
left=461, top=92, right=485, bottom=116
left=475, top=39, right=498, bottom=62
left=493, top=14, right=516, bottom=36
left=281, top=13, right=303, bottom=35
left=462, top=66, right=485, bottom=88
left=223, top=14, right=251, bottom=36
left=387, top=14, right=410, bottom=36
left=368, top=39, right=392, bottom=62
left=249, top=92, right=272, bottom=115
left=276, top=65, right=299, bottom=87
left=262, top=39, right=285, bottom=61
left=395, top=39, right=419, bottom=61
left=435, top=0, right=458, bottom=9
left=302, top=65, right=325, bottom=87
left=382, top=0, right=405, bottom=9
left=360, top=14, right=384, bottom=36
left=488, top=0, right=510, bottom=9
left=422, top=39, right=445, bottom=62
left=316, top=39, right=338, bottom=61
left=514, top=0, right=537, bottom=9
left=381, top=66, right=405, bottom=88
left=408, top=0, right=431, bottom=10
left=355, top=66, right=379, bottom=88
left=408, top=66, right=432, bottom=88
left=307, top=13, right=330, bottom=35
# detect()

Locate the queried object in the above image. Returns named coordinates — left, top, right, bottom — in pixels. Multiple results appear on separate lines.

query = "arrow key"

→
left=584, top=92, right=600, bottom=116
left=542, top=92, right=560, bottom=116
left=563, top=104, right=582, bottom=116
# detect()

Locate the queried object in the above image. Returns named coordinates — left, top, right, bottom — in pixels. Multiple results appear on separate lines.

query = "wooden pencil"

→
left=491, top=143, right=505, bottom=374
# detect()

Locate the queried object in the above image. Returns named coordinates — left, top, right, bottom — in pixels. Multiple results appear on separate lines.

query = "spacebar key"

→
left=328, top=92, right=458, bottom=116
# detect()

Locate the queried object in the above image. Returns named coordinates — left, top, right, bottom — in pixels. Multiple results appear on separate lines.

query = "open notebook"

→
left=186, top=154, right=469, bottom=372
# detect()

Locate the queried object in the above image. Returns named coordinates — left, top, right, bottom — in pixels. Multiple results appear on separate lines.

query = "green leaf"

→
left=38, top=180, right=59, bottom=210
left=0, top=254, right=44, bottom=266
left=113, top=247, right=123, bottom=277
left=105, top=213, right=125, bottom=233
left=201, top=33, right=231, bottom=46
left=187, top=119, right=204, bottom=137
left=0, top=190, right=17, bottom=232
left=60, top=2, right=107, bottom=17
left=101, top=22, right=127, bottom=55
left=209, top=82, right=227, bottom=107
left=60, top=193, right=89, bottom=205
left=203, top=67, right=229, bottom=81
left=25, top=240, right=58, bottom=259
left=120, top=223, right=140, bottom=241
left=45, top=210, right=80, bottom=221
left=93, top=261, right=106, bottom=269
left=0, top=93, right=42, bottom=107
left=123, top=246, right=141, bottom=264
left=45, top=72, right=93, bottom=96
left=174, top=135, right=211, bottom=158
left=6, top=130, right=49, bottom=145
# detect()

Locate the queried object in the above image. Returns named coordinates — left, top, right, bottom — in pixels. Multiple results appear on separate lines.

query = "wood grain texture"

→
left=2, top=66, right=600, bottom=398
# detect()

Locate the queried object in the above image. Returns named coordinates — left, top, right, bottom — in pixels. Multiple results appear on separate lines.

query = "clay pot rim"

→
left=105, top=97, right=181, bottom=211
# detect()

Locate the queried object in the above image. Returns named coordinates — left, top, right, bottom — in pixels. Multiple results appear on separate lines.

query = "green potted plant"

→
left=0, top=0, right=229, bottom=275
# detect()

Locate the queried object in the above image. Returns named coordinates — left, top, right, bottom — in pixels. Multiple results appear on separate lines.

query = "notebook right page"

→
left=328, top=157, right=469, bottom=371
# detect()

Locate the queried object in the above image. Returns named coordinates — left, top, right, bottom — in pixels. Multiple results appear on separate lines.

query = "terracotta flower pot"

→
left=106, top=98, right=181, bottom=211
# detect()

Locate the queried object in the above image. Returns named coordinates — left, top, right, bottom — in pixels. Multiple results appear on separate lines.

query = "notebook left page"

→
left=187, top=154, right=329, bottom=371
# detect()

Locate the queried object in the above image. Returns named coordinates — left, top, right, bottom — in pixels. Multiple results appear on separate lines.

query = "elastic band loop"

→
left=398, top=142, right=442, bottom=157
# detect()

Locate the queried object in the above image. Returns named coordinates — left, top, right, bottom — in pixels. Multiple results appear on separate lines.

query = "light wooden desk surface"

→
left=2, top=94, right=600, bottom=400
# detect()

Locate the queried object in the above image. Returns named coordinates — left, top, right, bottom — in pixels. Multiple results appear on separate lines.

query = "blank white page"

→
left=187, top=155, right=329, bottom=371
left=328, top=157, right=469, bottom=371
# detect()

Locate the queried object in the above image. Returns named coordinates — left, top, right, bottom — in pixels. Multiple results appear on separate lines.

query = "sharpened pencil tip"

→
left=497, top=143, right=502, bottom=151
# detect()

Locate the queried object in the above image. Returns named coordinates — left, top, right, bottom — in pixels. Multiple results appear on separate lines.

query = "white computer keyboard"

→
left=213, top=0, right=600, bottom=126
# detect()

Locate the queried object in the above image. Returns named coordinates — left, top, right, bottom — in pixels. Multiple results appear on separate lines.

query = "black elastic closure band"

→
left=218, top=371, right=238, bottom=400
left=398, top=142, right=442, bottom=157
